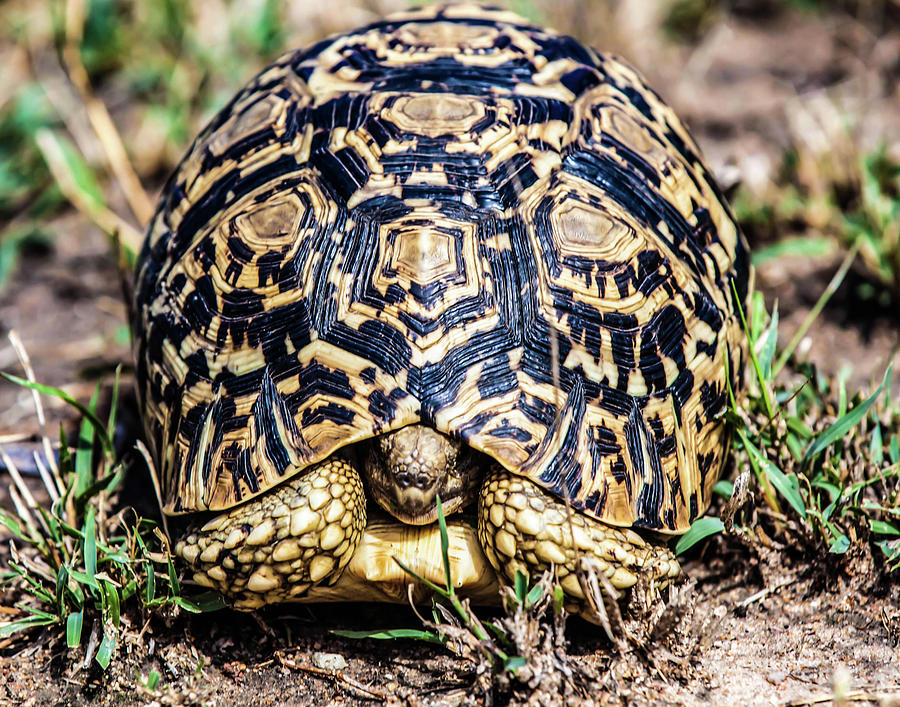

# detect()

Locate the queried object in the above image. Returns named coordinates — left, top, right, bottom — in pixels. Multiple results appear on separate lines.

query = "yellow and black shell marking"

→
left=134, top=4, right=750, bottom=535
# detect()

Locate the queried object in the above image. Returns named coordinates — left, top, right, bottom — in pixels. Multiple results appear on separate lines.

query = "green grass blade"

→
left=96, top=628, right=116, bottom=669
left=504, top=655, right=527, bottom=673
left=750, top=236, right=835, bottom=265
left=38, top=506, right=63, bottom=547
left=74, top=383, right=102, bottom=498
left=749, top=290, right=767, bottom=342
left=803, top=364, right=892, bottom=467
left=829, top=534, right=850, bottom=554
left=145, top=565, right=156, bottom=604
left=145, top=670, right=161, bottom=690
left=106, top=366, right=121, bottom=435
left=166, top=552, right=181, bottom=595
left=102, top=579, right=121, bottom=628
left=435, top=495, right=453, bottom=596
left=759, top=303, right=779, bottom=379
left=871, top=520, right=900, bottom=536
left=870, top=423, right=884, bottom=465
left=765, top=465, right=807, bottom=520
left=332, top=628, right=444, bottom=645
left=0, top=509, right=34, bottom=543
left=17, top=604, right=58, bottom=621
left=713, top=479, right=734, bottom=498
left=675, top=516, right=725, bottom=555
left=76, top=467, right=126, bottom=505
left=525, top=582, right=543, bottom=607
left=9, top=561, right=56, bottom=603
left=82, top=507, right=100, bottom=593
left=0, top=374, right=112, bottom=453
left=391, top=556, right=448, bottom=598
left=741, top=431, right=807, bottom=520
left=837, top=368, right=849, bottom=417
left=786, top=417, right=814, bottom=440
left=34, top=129, right=106, bottom=213
left=0, top=615, right=58, bottom=638
left=877, top=540, right=900, bottom=566
left=514, top=570, right=528, bottom=604
left=172, top=592, right=227, bottom=613
left=732, top=281, right=775, bottom=418
left=55, top=564, right=71, bottom=616
left=66, top=610, right=83, bottom=648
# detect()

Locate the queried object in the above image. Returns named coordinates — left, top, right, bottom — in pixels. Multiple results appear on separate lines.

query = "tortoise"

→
left=134, top=3, right=750, bottom=613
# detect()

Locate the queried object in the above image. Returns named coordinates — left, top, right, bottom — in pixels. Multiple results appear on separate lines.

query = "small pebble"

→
left=765, top=670, right=787, bottom=684
left=312, top=652, right=347, bottom=671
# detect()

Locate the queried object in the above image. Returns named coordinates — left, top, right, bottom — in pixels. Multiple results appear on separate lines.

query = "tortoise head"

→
left=363, top=425, right=480, bottom=525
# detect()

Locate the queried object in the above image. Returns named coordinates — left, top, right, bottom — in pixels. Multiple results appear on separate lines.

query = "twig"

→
left=17, top=552, right=58, bottom=585
left=81, top=620, right=101, bottom=670
left=735, top=577, right=798, bottom=610
left=277, top=651, right=389, bottom=701
left=406, top=581, right=435, bottom=628
left=62, top=0, right=154, bottom=228
left=781, top=686, right=900, bottom=706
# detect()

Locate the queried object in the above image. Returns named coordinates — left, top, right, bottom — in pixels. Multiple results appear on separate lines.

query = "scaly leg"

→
left=175, top=457, right=366, bottom=609
left=477, top=468, right=681, bottom=618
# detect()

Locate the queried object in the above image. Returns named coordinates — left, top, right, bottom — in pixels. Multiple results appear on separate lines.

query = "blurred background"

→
left=0, top=0, right=898, bottom=437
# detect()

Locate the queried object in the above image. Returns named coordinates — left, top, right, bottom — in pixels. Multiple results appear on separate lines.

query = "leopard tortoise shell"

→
left=134, top=3, right=750, bottom=612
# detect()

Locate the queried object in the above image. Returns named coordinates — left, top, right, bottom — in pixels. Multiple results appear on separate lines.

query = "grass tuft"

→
left=680, top=276, right=900, bottom=575
left=0, top=348, right=224, bottom=668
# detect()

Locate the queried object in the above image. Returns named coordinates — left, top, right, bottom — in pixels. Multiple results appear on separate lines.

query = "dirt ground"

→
left=2, top=1, right=900, bottom=705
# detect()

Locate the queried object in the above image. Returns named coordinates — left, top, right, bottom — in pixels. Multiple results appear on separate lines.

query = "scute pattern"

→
left=135, top=3, right=749, bottom=534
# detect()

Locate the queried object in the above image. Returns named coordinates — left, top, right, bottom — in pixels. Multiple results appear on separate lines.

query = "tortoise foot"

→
left=477, top=468, right=682, bottom=621
left=174, top=458, right=366, bottom=609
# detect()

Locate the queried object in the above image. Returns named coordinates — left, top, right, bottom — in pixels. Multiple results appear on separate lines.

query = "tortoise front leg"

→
left=476, top=468, right=681, bottom=616
left=175, top=458, right=366, bottom=610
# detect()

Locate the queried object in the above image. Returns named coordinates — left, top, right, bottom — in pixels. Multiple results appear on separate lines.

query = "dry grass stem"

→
left=577, top=557, right=627, bottom=649
left=32, top=451, right=60, bottom=506
left=8, top=486, right=39, bottom=542
left=135, top=439, right=169, bottom=539
left=773, top=240, right=861, bottom=375
left=9, top=331, right=61, bottom=483
left=34, top=130, right=144, bottom=252
left=62, top=0, right=154, bottom=228
left=1, top=447, right=50, bottom=540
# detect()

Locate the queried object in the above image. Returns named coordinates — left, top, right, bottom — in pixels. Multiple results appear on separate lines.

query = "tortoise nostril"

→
left=393, top=470, right=434, bottom=491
